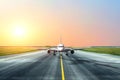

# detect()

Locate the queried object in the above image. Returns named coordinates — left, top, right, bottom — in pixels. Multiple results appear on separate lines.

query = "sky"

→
left=0, top=0, right=120, bottom=47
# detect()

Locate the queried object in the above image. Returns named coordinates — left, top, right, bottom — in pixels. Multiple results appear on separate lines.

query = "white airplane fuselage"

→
left=47, top=38, right=75, bottom=55
left=57, top=44, right=64, bottom=52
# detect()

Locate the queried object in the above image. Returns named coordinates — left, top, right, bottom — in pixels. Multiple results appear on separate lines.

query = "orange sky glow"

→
left=0, top=0, right=120, bottom=47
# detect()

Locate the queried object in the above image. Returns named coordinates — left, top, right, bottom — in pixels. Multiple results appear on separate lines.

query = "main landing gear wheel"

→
left=66, top=53, right=68, bottom=56
left=53, top=53, right=56, bottom=56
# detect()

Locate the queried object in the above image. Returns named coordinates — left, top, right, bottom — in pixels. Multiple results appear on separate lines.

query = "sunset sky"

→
left=0, top=0, right=120, bottom=47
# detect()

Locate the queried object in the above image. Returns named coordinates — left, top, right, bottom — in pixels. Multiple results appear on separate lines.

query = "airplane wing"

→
left=65, top=47, right=82, bottom=50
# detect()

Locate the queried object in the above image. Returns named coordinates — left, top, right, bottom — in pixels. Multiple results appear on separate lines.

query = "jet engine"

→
left=47, top=50, right=51, bottom=54
left=71, top=50, right=74, bottom=54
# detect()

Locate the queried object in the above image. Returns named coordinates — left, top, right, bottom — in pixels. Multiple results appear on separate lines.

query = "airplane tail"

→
left=60, top=36, right=62, bottom=44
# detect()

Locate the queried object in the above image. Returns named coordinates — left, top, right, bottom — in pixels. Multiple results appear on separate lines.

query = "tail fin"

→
left=60, top=36, right=62, bottom=44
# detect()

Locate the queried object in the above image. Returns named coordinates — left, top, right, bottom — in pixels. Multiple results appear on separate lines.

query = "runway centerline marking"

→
left=60, top=55, right=65, bottom=80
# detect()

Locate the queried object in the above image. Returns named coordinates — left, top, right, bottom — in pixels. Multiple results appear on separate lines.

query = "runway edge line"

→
left=60, top=55, right=65, bottom=80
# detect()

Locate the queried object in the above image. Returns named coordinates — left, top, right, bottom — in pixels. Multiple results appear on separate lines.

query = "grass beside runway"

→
left=0, top=46, right=41, bottom=56
left=82, top=47, right=120, bottom=55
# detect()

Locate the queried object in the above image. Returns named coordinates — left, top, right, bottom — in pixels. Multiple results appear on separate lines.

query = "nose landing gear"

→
left=53, top=53, right=56, bottom=56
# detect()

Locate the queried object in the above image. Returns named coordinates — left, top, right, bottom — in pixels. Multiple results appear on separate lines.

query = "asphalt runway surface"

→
left=0, top=50, right=120, bottom=80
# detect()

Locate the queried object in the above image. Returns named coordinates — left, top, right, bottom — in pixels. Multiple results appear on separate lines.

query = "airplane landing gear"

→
left=53, top=53, right=56, bottom=56
left=66, top=53, right=68, bottom=56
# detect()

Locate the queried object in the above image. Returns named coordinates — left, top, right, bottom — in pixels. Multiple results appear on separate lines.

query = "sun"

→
left=13, top=26, right=25, bottom=36
left=11, top=25, right=27, bottom=38
left=4, top=22, right=36, bottom=46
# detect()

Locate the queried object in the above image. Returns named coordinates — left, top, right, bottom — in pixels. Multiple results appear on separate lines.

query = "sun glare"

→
left=11, top=24, right=27, bottom=38
left=3, top=23, right=35, bottom=46
left=13, top=26, right=25, bottom=36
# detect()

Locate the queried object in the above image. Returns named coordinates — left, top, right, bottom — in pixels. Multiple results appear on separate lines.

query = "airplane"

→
left=47, top=37, right=75, bottom=55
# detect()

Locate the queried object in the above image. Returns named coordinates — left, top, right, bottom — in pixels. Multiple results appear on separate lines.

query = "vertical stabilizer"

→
left=60, top=36, right=62, bottom=44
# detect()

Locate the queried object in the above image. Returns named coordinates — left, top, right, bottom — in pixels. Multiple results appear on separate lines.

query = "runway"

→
left=0, top=50, right=120, bottom=80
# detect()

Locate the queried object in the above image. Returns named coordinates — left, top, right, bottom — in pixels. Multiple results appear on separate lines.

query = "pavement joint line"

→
left=60, top=54, right=65, bottom=80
